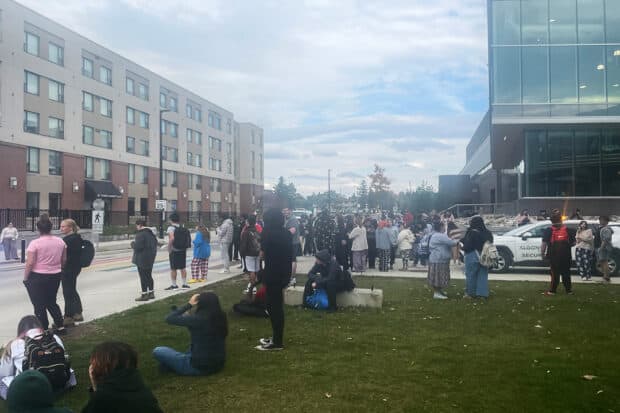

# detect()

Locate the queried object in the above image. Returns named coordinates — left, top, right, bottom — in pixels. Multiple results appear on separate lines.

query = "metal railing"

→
left=440, top=203, right=517, bottom=218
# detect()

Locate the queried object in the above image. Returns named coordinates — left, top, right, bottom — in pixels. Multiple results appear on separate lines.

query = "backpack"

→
left=479, top=241, right=499, bottom=268
left=305, top=289, right=329, bottom=310
left=80, top=239, right=95, bottom=268
left=173, top=226, right=192, bottom=250
left=247, top=231, right=261, bottom=256
left=22, top=332, right=70, bottom=391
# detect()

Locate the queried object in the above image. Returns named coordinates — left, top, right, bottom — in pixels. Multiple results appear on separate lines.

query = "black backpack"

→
left=22, top=332, right=70, bottom=391
left=173, top=226, right=192, bottom=250
left=80, top=239, right=95, bottom=268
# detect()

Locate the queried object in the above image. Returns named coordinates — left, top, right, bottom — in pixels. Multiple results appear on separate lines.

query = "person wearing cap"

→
left=6, top=370, right=73, bottom=413
left=304, top=249, right=354, bottom=311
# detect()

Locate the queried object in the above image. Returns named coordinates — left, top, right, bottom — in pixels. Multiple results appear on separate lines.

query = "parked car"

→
left=490, top=220, right=619, bottom=276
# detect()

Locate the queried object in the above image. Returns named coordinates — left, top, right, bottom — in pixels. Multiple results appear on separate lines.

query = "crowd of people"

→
left=0, top=206, right=616, bottom=411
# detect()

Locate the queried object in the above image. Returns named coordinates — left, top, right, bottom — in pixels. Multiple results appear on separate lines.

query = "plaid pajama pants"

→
left=191, top=258, right=209, bottom=279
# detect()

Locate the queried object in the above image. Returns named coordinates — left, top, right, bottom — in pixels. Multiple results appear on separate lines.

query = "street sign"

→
left=155, top=199, right=166, bottom=211
left=92, top=198, right=105, bottom=210
left=92, top=210, right=104, bottom=234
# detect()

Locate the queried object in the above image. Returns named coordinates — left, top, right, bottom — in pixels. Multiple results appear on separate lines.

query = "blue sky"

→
left=21, top=0, right=489, bottom=195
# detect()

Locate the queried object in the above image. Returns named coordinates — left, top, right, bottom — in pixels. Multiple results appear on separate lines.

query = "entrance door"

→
left=49, top=193, right=62, bottom=215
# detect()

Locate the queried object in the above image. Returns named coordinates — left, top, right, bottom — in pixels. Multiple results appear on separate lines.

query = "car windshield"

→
left=502, top=223, right=539, bottom=237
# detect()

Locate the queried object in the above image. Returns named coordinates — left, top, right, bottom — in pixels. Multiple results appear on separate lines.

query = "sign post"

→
left=92, top=198, right=105, bottom=249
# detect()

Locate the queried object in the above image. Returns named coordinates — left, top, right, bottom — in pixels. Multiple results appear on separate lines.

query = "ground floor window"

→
left=524, top=127, right=620, bottom=197
left=26, top=192, right=39, bottom=210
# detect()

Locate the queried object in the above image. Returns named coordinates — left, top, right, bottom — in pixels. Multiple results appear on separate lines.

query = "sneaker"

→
left=255, top=343, right=283, bottom=351
left=542, top=291, right=556, bottom=296
left=586, top=277, right=592, bottom=281
left=181, top=284, right=191, bottom=289
left=567, top=291, right=574, bottom=295
left=54, top=327, right=67, bottom=336
left=72, top=313, right=84, bottom=322
left=259, top=337, right=273, bottom=346
left=219, top=269, right=230, bottom=274
left=433, top=292, right=448, bottom=300
left=199, top=278, right=207, bottom=282
left=148, top=291, right=155, bottom=300
left=188, top=278, right=201, bottom=284
left=63, top=316, right=75, bottom=327
left=135, top=294, right=150, bottom=302
left=581, top=276, right=586, bottom=281
left=164, top=285, right=178, bottom=290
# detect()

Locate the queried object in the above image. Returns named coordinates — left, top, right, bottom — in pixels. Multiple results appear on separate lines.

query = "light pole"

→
left=327, top=169, right=331, bottom=213
left=159, top=109, right=170, bottom=239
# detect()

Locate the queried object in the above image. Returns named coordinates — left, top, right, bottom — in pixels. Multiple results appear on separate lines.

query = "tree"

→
left=273, top=176, right=298, bottom=209
left=356, top=180, right=369, bottom=209
left=368, top=164, right=393, bottom=210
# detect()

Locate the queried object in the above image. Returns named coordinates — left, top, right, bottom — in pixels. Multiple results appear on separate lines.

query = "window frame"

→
left=126, top=136, right=136, bottom=153
left=82, top=57, right=94, bottom=78
left=24, top=71, right=39, bottom=95
left=99, top=97, right=113, bottom=117
left=99, top=66, right=112, bottom=86
left=48, top=42, right=64, bottom=66
left=48, top=79, right=64, bottom=103
left=24, top=31, right=39, bottom=56
left=27, top=147, right=40, bottom=173
left=24, top=111, right=40, bottom=134
left=48, top=117, right=64, bottom=139
left=48, top=150, right=62, bottom=175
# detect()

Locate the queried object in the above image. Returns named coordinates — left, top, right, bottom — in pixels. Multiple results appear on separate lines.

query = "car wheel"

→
left=492, top=249, right=511, bottom=273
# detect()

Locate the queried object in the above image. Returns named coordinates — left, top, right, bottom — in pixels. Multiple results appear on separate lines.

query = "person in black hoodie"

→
left=59, top=219, right=83, bottom=326
left=7, top=370, right=72, bottom=413
left=255, top=208, right=292, bottom=351
left=131, top=220, right=158, bottom=302
left=82, top=341, right=162, bottom=413
left=461, top=216, right=493, bottom=299
left=153, top=292, right=227, bottom=375
left=305, top=249, right=355, bottom=311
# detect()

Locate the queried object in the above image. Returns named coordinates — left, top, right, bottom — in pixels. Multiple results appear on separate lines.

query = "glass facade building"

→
left=461, top=0, right=620, bottom=206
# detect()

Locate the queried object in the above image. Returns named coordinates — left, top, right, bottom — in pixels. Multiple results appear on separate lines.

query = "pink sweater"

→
left=26, top=235, right=65, bottom=274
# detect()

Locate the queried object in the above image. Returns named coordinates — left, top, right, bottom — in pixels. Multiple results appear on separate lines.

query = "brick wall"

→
left=61, top=154, right=84, bottom=210
left=0, top=143, right=27, bottom=208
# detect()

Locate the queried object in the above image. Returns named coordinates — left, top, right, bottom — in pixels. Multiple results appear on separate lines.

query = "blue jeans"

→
left=464, top=251, right=489, bottom=298
left=152, top=347, right=203, bottom=376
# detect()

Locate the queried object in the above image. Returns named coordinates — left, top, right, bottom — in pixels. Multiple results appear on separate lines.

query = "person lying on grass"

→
left=153, top=292, right=227, bottom=375
left=83, top=341, right=162, bottom=413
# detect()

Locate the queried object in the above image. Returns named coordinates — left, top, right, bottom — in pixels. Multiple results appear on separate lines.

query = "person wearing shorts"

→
left=165, top=213, right=189, bottom=290
left=240, top=215, right=261, bottom=293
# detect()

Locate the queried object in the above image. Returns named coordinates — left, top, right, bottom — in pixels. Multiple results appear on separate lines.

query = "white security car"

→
left=491, top=220, right=619, bottom=275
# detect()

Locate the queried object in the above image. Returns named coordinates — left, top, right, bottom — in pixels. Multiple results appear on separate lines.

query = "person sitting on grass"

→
left=153, top=292, right=227, bottom=375
left=6, top=370, right=72, bottom=413
left=304, top=249, right=355, bottom=311
left=233, top=284, right=269, bottom=318
left=82, top=341, right=162, bottom=413
left=0, top=315, right=74, bottom=399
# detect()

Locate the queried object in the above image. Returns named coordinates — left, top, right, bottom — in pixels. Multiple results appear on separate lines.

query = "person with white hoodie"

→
left=397, top=225, right=415, bottom=270
left=217, top=214, right=233, bottom=273
left=348, top=218, right=368, bottom=273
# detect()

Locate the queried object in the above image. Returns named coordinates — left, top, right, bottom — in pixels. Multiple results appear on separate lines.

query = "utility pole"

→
left=327, top=169, right=331, bottom=213
left=159, top=109, right=170, bottom=239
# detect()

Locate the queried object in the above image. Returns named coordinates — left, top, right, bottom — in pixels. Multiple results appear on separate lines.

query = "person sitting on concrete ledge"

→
left=304, top=249, right=355, bottom=311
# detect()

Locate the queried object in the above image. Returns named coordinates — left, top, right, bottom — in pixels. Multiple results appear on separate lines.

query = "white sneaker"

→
left=433, top=292, right=448, bottom=300
left=259, top=337, right=272, bottom=346
left=219, top=269, right=230, bottom=274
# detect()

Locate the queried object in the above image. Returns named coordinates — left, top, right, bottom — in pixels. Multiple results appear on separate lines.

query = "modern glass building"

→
left=461, top=0, right=620, bottom=212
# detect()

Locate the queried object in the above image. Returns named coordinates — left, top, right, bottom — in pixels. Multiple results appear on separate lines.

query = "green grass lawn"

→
left=2, top=276, right=619, bottom=413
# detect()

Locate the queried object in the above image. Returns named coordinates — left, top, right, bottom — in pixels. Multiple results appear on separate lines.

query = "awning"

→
left=84, top=180, right=122, bottom=200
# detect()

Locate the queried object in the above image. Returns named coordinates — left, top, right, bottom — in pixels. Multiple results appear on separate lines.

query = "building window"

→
left=211, top=178, right=221, bottom=192
left=100, top=130, right=112, bottom=149
left=27, top=147, right=39, bottom=173
left=187, top=152, right=193, bottom=165
left=83, top=125, right=94, bottom=145
left=126, top=136, right=135, bottom=153
left=169, top=170, right=177, bottom=187
left=160, top=92, right=166, bottom=108
left=126, top=107, right=135, bottom=124
left=126, top=77, right=134, bottom=95
left=139, top=111, right=149, bottom=128
left=208, top=112, right=214, bottom=127
left=195, top=131, right=202, bottom=145
left=251, top=130, right=255, bottom=144
left=186, top=104, right=192, bottom=118
left=49, top=150, right=62, bottom=175
left=169, top=122, right=178, bottom=138
left=48, top=80, right=64, bottom=102
left=227, top=161, right=232, bottom=174
left=170, top=200, right=177, bottom=211
left=48, top=43, right=64, bottom=66
left=195, top=154, right=202, bottom=168
left=85, top=157, right=94, bottom=178
left=26, top=192, right=40, bottom=210
left=24, top=32, right=39, bottom=56
left=100, top=97, right=112, bottom=117
left=83, top=91, right=94, bottom=111
left=128, top=164, right=135, bottom=183
left=186, top=129, right=192, bottom=143
left=24, top=71, right=39, bottom=95
left=138, top=83, right=149, bottom=100
left=195, top=108, right=202, bottom=122
left=196, top=201, right=202, bottom=211
left=227, top=119, right=231, bottom=134
left=209, top=158, right=221, bottom=171
left=139, top=139, right=149, bottom=156
left=82, top=57, right=93, bottom=78
left=101, top=159, right=111, bottom=180
left=48, top=117, right=64, bottom=139
left=100, top=66, right=112, bottom=85
left=188, top=200, right=193, bottom=212
left=259, top=154, right=263, bottom=179
left=169, top=97, right=177, bottom=112
left=141, top=166, right=148, bottom=184
left=170, top=148, right=178, bottom=162
left=24, top=111, right=40, bottom=134
left=215, top=115, right=221, bottom=130
left=227, top=142, right=232, bottom=155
